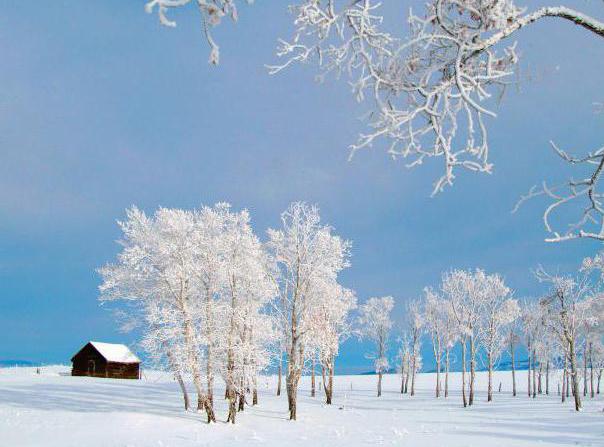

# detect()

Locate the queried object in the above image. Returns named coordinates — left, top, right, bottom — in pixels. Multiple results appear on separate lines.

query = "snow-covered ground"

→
left=0, top=366, right=602, bottom=446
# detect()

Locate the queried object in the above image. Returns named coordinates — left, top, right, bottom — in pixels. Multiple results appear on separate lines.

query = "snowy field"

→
left=0, top=366, right=602, bottom=447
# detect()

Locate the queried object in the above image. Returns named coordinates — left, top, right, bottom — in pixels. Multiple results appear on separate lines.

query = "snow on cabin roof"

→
left=89, top=341, right=140, bottom=364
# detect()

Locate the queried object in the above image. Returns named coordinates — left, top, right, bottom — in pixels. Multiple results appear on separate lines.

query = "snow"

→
left=0, top=366, right=602, bottom=447
left=89, top=341, right=140, bottom=364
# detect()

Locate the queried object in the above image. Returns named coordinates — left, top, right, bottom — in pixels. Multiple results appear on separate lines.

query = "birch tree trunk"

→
left=165, top=347, right=190, bottom=411
left=487, top=352, right=493, bottom=402
left=461, top=340, right=467, bottom=408
left=253, top=374, right=258, bottom=406
left=568, top=339, right=582, bottom=411
left=562, top=356, right=567, bottom=403
left=410, top=360, right=417, bottom=397
left=546, top=361, right=550, bottom=395
left=469, top=335, right=476, bottom=406
left=510, top=335, right=516, bottom=397
left=583, top=344, right=588, bottom=397
left=180, top=291, right=215, bottom=423
left=400, top=356, right=405, bottom=394
left=566, top=366, right=570, bottom=398
left=589, top=342, right=594, bottom=399
left=404, top=356, right=410, bottom=394
left=538, top=363, right=542, bottom=395
left=321, top=359, right=335, bottom=405
left=527, top=337, right=532, bottom=398
left=277, top=355, right=282, bottom=397
left=532, top=349, right=537, bottom=399
left=445, top=349, right=450, bottom=398
left=311, top=358, right=316, bottom=398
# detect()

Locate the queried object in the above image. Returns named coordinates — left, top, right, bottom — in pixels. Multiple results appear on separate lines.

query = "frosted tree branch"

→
left=145, top=0, right=251, bottom=64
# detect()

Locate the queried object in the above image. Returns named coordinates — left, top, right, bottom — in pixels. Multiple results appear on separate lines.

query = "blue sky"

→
left=0, top=1, right=603, bottom=373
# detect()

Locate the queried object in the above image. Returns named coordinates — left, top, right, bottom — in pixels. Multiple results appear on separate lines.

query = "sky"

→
left=0, top=1, right=603, bottom=373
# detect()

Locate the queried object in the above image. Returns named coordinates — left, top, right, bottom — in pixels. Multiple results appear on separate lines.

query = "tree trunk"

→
left=469, top=335, right=475, bottom=406
left=165, top=347, right=190, bottom=411
left=589, top=342, right=594, bottom=399
left=546, top=361, right=550, bottom=395
left=527, top=337, right=532, bottom=398
left=404, top=357, right=410, bottom=394
left=321, top=357, right=335, bottom=405
left=277, top=356, right=282, bottom=396
left=562, top=356, right=567, bottom=403
left=175, top=372, right=190, bottom=411
left=238, top=391, right=245, bottom=412
left=445, top=349, right=450, bottom=398
left=411, top=354, right=417, bottom=397
left=286, top=375, right=300, bottom=420
left=538, top=363, right=542, bottom=395
left=461, top=340, right=467, bottom=407
left=226, top=388, right=237, bottom=423
left=597, top=369, right=602, bottom=394
left=568, top=340, right=582, bottom=411
left=311, top=358, right=316, bottom=398
left=327, top=356, right=334, bottom=405
left=532, top=349, right=537, bottom=399
left=400, top=356, right=405, bottom=394
left=487, top=352, right=493, bottom=402
left=204, top=288, right=215, bottom=408
left=435, top=355, right=441, bottom=398
left=252, top=372, right=258, bottom=406
left=286, top=335, right=303, bottom=421
left=510, top=334, right=516, bottom=397
left=583, top=344, right=588, bottom=397
left=377, top=371, right=383, bottom=397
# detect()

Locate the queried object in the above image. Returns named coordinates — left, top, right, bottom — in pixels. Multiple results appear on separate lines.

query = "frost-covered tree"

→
left=98, top=207, right=217, bottom=423
left=405, top=297, right=424, bottom=397
left=99, top=204, right=278, bottom=424
left=506, top=316, right=522, bottom=397
left=216, top=207, right=277, bottom=423
left=307, top=281, right=356, bottom=404
left=536, top=268, right=597, bottom=411
left=443, top=269, right=484, bottom=406
left=397, top=332, right=412, bottom=395
left=423, top=287, right=446, bottom=397
left=268, top=202, right=351, bottom=420
left=476, top=275, right=519, bottom=402
left=358, top=296, right=394, bottom=397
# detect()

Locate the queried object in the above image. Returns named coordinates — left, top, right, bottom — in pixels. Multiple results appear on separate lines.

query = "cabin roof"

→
left=72, top=341, right=140, bottom=364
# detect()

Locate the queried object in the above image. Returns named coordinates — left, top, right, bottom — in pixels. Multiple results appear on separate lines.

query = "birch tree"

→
left=358, top=296, right=394, bottom=397
left=476, top=275, right=519, bottom=402
left=443, top=269, right=486, bottom=406
left=423, top=287, right=446, bottom=398
left=217, top=206, right=277, bottom=423
left=268, top=201, right=351, bottom=420
left=537, top=268, right=597, bottom=411
left=98, top=207, right=217, bottom=423
left=307, top=281, right=356, bottom=404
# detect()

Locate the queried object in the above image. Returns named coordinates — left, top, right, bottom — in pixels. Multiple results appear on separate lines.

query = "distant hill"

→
left=0, top=360, right=39, bottom=368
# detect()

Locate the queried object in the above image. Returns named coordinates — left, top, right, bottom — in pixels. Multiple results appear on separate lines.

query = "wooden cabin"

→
left=71, top=341, right=140, bottom=379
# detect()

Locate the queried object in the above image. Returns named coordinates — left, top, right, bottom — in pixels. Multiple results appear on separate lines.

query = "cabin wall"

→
left=72, top=344, right=108, bottom=378
left=106, top=362, right=140, bottom=379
